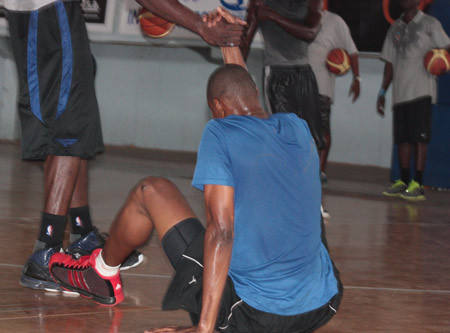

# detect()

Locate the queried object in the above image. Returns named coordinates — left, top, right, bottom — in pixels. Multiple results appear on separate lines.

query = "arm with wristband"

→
left=377, top=61, right=393, bottom=117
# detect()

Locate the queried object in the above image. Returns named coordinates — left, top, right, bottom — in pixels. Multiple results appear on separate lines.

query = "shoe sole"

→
left=50, top=270, right=123, bottom=306
left=20, top=274, right=80, bottom=295
left=120, top=253, right=144, bottom=271
left=382, top=192, right=403, bottom=197
left=20, top=274, right=63, bottom=292
left=400, top=194, right=426, bottom=201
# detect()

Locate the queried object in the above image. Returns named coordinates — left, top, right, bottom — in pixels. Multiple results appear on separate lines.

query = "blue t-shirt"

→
left=192, top=113, right=338, bottom=315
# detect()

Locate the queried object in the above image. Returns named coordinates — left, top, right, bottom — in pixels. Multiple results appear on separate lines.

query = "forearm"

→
left=381, top=61, right=393, bottom=90
left=350, top=53, right=360, bottom=78
left=198, top=226, right=233, bottom=332
left=268, top=11, right=320, bottom=42
left=241, top=18, right=258, bottom=61
left=136, top=0, right=203, bottom=36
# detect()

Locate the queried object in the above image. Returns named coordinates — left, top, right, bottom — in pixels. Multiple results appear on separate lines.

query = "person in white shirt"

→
left=377, top=0, right=450, bottom=201
left=309, top=5, right=360, bottom=185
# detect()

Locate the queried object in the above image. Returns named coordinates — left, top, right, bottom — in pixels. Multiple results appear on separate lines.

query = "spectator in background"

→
left=242, top=0, right=325, bottom=150
left=377, top=0, right=450, bottom=201
left=308, top=2, right=361, bottom=185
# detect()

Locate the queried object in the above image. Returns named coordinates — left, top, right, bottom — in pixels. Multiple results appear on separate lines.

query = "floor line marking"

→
left=345, top=285, right=450, bottom=294
left=2, top=263, right=448, bottom=293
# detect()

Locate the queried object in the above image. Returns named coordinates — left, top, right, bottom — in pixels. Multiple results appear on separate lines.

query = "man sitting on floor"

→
left=49, top=65, right=342, bottom=333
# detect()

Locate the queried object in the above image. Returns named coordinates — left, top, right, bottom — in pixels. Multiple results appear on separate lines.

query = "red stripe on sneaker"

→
left=73, top=271, right=82, bottom=288
left=79, top=271, right=90, bottom=291
left=68, top=270, right=75, bottom=287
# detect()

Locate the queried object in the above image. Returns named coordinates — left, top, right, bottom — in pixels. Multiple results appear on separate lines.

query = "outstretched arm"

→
left=255, top=0, right=322, bottom=43
left=241, top=0, right=260, bottom=60
left=136, top=0, right=244, bottom=46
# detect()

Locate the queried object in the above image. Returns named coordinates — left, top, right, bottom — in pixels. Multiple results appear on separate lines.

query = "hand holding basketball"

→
left=326, top=48, right=351, bottom=76
left=424, top=48, right=450, bottom=76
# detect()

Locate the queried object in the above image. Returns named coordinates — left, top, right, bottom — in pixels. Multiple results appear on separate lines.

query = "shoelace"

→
left=63, top=255, right=91, bottom=270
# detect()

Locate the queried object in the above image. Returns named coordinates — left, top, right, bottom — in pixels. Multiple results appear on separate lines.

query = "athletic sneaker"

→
left=382, top=180, right=407, bottom=197
left=400, top=180, right=426, bottom=201
left=67, top=228, right=144, bottom=270
left=20, top=247, right=64, bottom=292
left=50, top=248, right=124, bottom=306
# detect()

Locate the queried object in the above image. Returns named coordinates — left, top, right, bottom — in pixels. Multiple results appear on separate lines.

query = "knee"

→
left=134, top=176, right=174, bottom=197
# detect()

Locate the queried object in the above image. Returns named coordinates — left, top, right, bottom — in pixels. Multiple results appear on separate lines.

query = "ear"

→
left=255, top=87, right=260, bottom=97
left=213, top=98, right=225, bottom=118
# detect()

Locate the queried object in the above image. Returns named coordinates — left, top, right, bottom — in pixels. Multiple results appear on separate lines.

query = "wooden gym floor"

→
left=0, top=142, right=448, bottom=332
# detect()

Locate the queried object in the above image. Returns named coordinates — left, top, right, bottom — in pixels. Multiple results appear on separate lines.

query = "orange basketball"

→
left=139, top=8, right=175, bottom=38
left=424, top=48, right=450, bottom=76
left=326, top=48, right=351, bottom=76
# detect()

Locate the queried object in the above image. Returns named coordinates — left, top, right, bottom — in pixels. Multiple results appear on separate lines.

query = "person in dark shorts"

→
left=5, top=0, right=244, bottom=294
left=4, top=0, right=144, bottom=293
left=242, top=0, right=325, bottom=149
left=49, top=65, right=342, bottom=333
left=377, top=0, right=450, bottom=201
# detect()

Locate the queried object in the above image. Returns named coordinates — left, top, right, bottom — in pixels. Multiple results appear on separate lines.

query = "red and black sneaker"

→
left=49, top=248, right=124, bottom=306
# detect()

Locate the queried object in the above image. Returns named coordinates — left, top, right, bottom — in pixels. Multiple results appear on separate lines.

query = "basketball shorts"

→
left=393, top=96, right=432, bottom=145
left=161, top=218, right=343, bottom=333
left=6, top=1, right=104, bottom=160
left=319, top=94, right=332, bottom=135
left=265, top=65, right=325, bottom=149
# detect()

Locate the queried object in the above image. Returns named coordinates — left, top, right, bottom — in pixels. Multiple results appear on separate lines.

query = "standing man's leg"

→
left=21, top=156, right=81, bottom=291
left=318, top=94, right=332, bottom=185
left=383, top=104, right=409, bottom=197
left=400, top=97, right=431, bottom=201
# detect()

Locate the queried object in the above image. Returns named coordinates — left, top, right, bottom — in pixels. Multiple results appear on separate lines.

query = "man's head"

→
left=400, top=0, right=420, bottom=11
left=207, top=64, right=260, bottom=118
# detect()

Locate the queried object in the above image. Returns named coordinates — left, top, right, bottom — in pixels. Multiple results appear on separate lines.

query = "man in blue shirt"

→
left=49, top=65, right=342, bottom=332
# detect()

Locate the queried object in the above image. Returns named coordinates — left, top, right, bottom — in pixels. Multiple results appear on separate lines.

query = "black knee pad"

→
left=161, top=218, right=204, bottom=268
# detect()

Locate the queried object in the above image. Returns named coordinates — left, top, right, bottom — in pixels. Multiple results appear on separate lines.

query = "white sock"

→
left=95, top=249, right=120, bottom=277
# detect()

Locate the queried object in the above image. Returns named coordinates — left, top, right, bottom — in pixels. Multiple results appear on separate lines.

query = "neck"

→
left=403, top=7, right=419, bottom=23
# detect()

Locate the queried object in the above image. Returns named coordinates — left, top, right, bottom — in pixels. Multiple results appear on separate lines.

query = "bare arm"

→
left=197, top=184, right=235, bottom=332
left=241, top=0, right=260, bottom=61
left=255, top=0, right=322, bottom=43
left=376, top=61, right=393, bottom=117
left=349, top=53, right=360, bottom=102
left=136, top=0, right=243, bottom=46
left=145, top=184, right=235, bottom=333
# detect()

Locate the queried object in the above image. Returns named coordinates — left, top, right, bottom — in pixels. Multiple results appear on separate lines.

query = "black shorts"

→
left=393, top=97, right=432, bottom=144
left=319, top=94, right=332, bottom=134
left=265, top=65, right=325, bottom=149
left=6, top=1, right=104, bottom=160
left=162, top=219, right=343, bottom=333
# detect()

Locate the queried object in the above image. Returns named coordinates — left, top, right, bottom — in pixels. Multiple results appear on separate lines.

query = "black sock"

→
left=401, top=168, right=410, bottom=184
left=415, top=170, right=424, bottom=185
left=69, top=205, right=94, bottom=237
left=38, top=213, right=67, bottom=249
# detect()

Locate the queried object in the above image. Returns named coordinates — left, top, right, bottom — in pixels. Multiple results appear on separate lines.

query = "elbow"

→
left=208, top=224, right=234, bottom=247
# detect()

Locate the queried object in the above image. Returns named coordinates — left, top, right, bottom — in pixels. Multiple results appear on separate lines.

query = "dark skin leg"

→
left=102, top=177, right=197, bottom=267
left=44, top=155, right=81, bottom=215
left=69, top=159, right=88, bottom=208
left=398, top=142, right=412, bottom=169
left=415, top=143, right=427, bottom=171
left=319, top=132, right=331, bottom=173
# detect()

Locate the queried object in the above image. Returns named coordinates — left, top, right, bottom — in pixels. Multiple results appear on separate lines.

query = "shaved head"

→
left=207, top=64, right=258, bottom=109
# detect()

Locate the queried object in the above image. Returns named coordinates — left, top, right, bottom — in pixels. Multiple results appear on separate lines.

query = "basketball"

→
left=326, top=48, right=351, bottom=75
left=424, top=48, right=450, bottom=76
left=139, top=8, right=175, bottom=38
